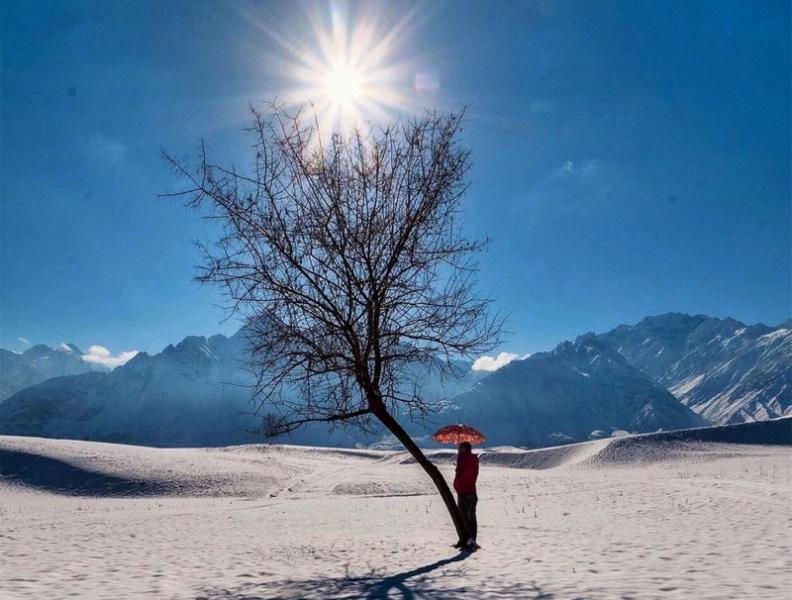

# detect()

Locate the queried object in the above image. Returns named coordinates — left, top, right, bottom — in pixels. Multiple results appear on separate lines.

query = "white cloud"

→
left=17, top=337, right=30, bottom=347
left=472, top=352, right=531, bottom=372
left=89, top=345, right=111, bottom=358
left=81, top=345, right=138, bottom=368
left=58, top=343, right=74, bottom=352
left=551, top=159, right=599, bottom=179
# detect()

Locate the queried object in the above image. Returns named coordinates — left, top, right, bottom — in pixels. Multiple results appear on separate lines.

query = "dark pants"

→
left=457, top=493, right=478, bottom=540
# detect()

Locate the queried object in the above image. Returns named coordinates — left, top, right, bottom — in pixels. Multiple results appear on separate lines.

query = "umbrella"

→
left=432, top=423, right=486, bottom=445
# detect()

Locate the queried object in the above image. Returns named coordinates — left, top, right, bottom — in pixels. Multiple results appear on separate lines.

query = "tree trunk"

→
left=369, top=399, right=469, bottom=545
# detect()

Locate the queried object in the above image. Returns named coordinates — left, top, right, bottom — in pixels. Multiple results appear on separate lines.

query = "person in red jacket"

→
left=453, top=441, right=479, bottom=549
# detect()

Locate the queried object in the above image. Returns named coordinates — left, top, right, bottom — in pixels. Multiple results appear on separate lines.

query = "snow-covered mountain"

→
left=1, top=334, right=248, bottom=446
left=1, top=312, right=786, bottom=448
left=445, top=334, right=705, bottom=448
left=0, top=343, right=106, bottom=400
left=0, top=331, right=480, bottom=447
left=598, top=313, right=791, bottom=424
left=0, top=331, right=356, bottom=447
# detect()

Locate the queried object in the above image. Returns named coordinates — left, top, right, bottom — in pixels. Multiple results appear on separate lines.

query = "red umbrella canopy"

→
left=432, top=423, right=486, bottom=445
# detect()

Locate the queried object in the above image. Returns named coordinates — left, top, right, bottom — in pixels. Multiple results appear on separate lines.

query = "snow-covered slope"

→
left=447, top=334, right=705, bottom=448
left=1, top=419, right=789, bottom=599
left=599, top=313, right=791, bottom=424
left=0, top=343, right=105, bottom=400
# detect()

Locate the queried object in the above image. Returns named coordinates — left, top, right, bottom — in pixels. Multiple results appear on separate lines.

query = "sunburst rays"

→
left=242, top=2, right=434, bottom=135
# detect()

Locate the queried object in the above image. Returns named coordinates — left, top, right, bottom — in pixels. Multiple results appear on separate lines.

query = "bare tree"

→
left=164, top=104, right=501, bottom=545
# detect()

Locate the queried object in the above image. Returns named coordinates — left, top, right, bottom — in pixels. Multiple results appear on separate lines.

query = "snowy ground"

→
left=1, top=423, right=790, bottom=599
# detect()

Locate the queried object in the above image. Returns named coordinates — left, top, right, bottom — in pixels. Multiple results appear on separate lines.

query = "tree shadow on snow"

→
left=197, top=551, right=554, bottom=599
left=0, top=449, right=176, bottom=496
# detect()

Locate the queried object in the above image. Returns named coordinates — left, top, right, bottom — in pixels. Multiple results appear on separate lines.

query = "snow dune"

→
left=1, top=419, right=790, bottom=599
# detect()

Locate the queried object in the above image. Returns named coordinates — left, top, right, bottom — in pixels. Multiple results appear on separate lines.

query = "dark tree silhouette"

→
left=164, top=104, right=501, bottom=545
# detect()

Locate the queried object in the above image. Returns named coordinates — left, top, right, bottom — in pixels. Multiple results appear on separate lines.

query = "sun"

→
left=249, top=2, right=424, bottom=134
left=325, top=62, right=363, bottom=112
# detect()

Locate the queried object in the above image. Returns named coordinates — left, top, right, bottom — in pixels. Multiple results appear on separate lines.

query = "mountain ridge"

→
left=444, top=332, right=705, bottom=448
left=0, top=343, right=108, bottom=400
left=597, top=312, right=790, bottom=424
left=1, top=312, right=788, bottom=447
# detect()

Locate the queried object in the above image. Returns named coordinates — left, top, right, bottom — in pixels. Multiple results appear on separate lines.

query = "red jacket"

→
left=454, top=452, right=479, bottom=494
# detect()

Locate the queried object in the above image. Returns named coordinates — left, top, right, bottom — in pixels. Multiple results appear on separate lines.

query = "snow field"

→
left=1, top=432, right=790, bottom=599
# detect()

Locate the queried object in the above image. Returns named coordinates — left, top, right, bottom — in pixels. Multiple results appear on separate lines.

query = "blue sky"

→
left=1, top=0, right=789, bottom=364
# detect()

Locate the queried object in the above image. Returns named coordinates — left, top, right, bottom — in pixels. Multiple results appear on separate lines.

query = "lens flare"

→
left=245, top=2, right=428, bottom=134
